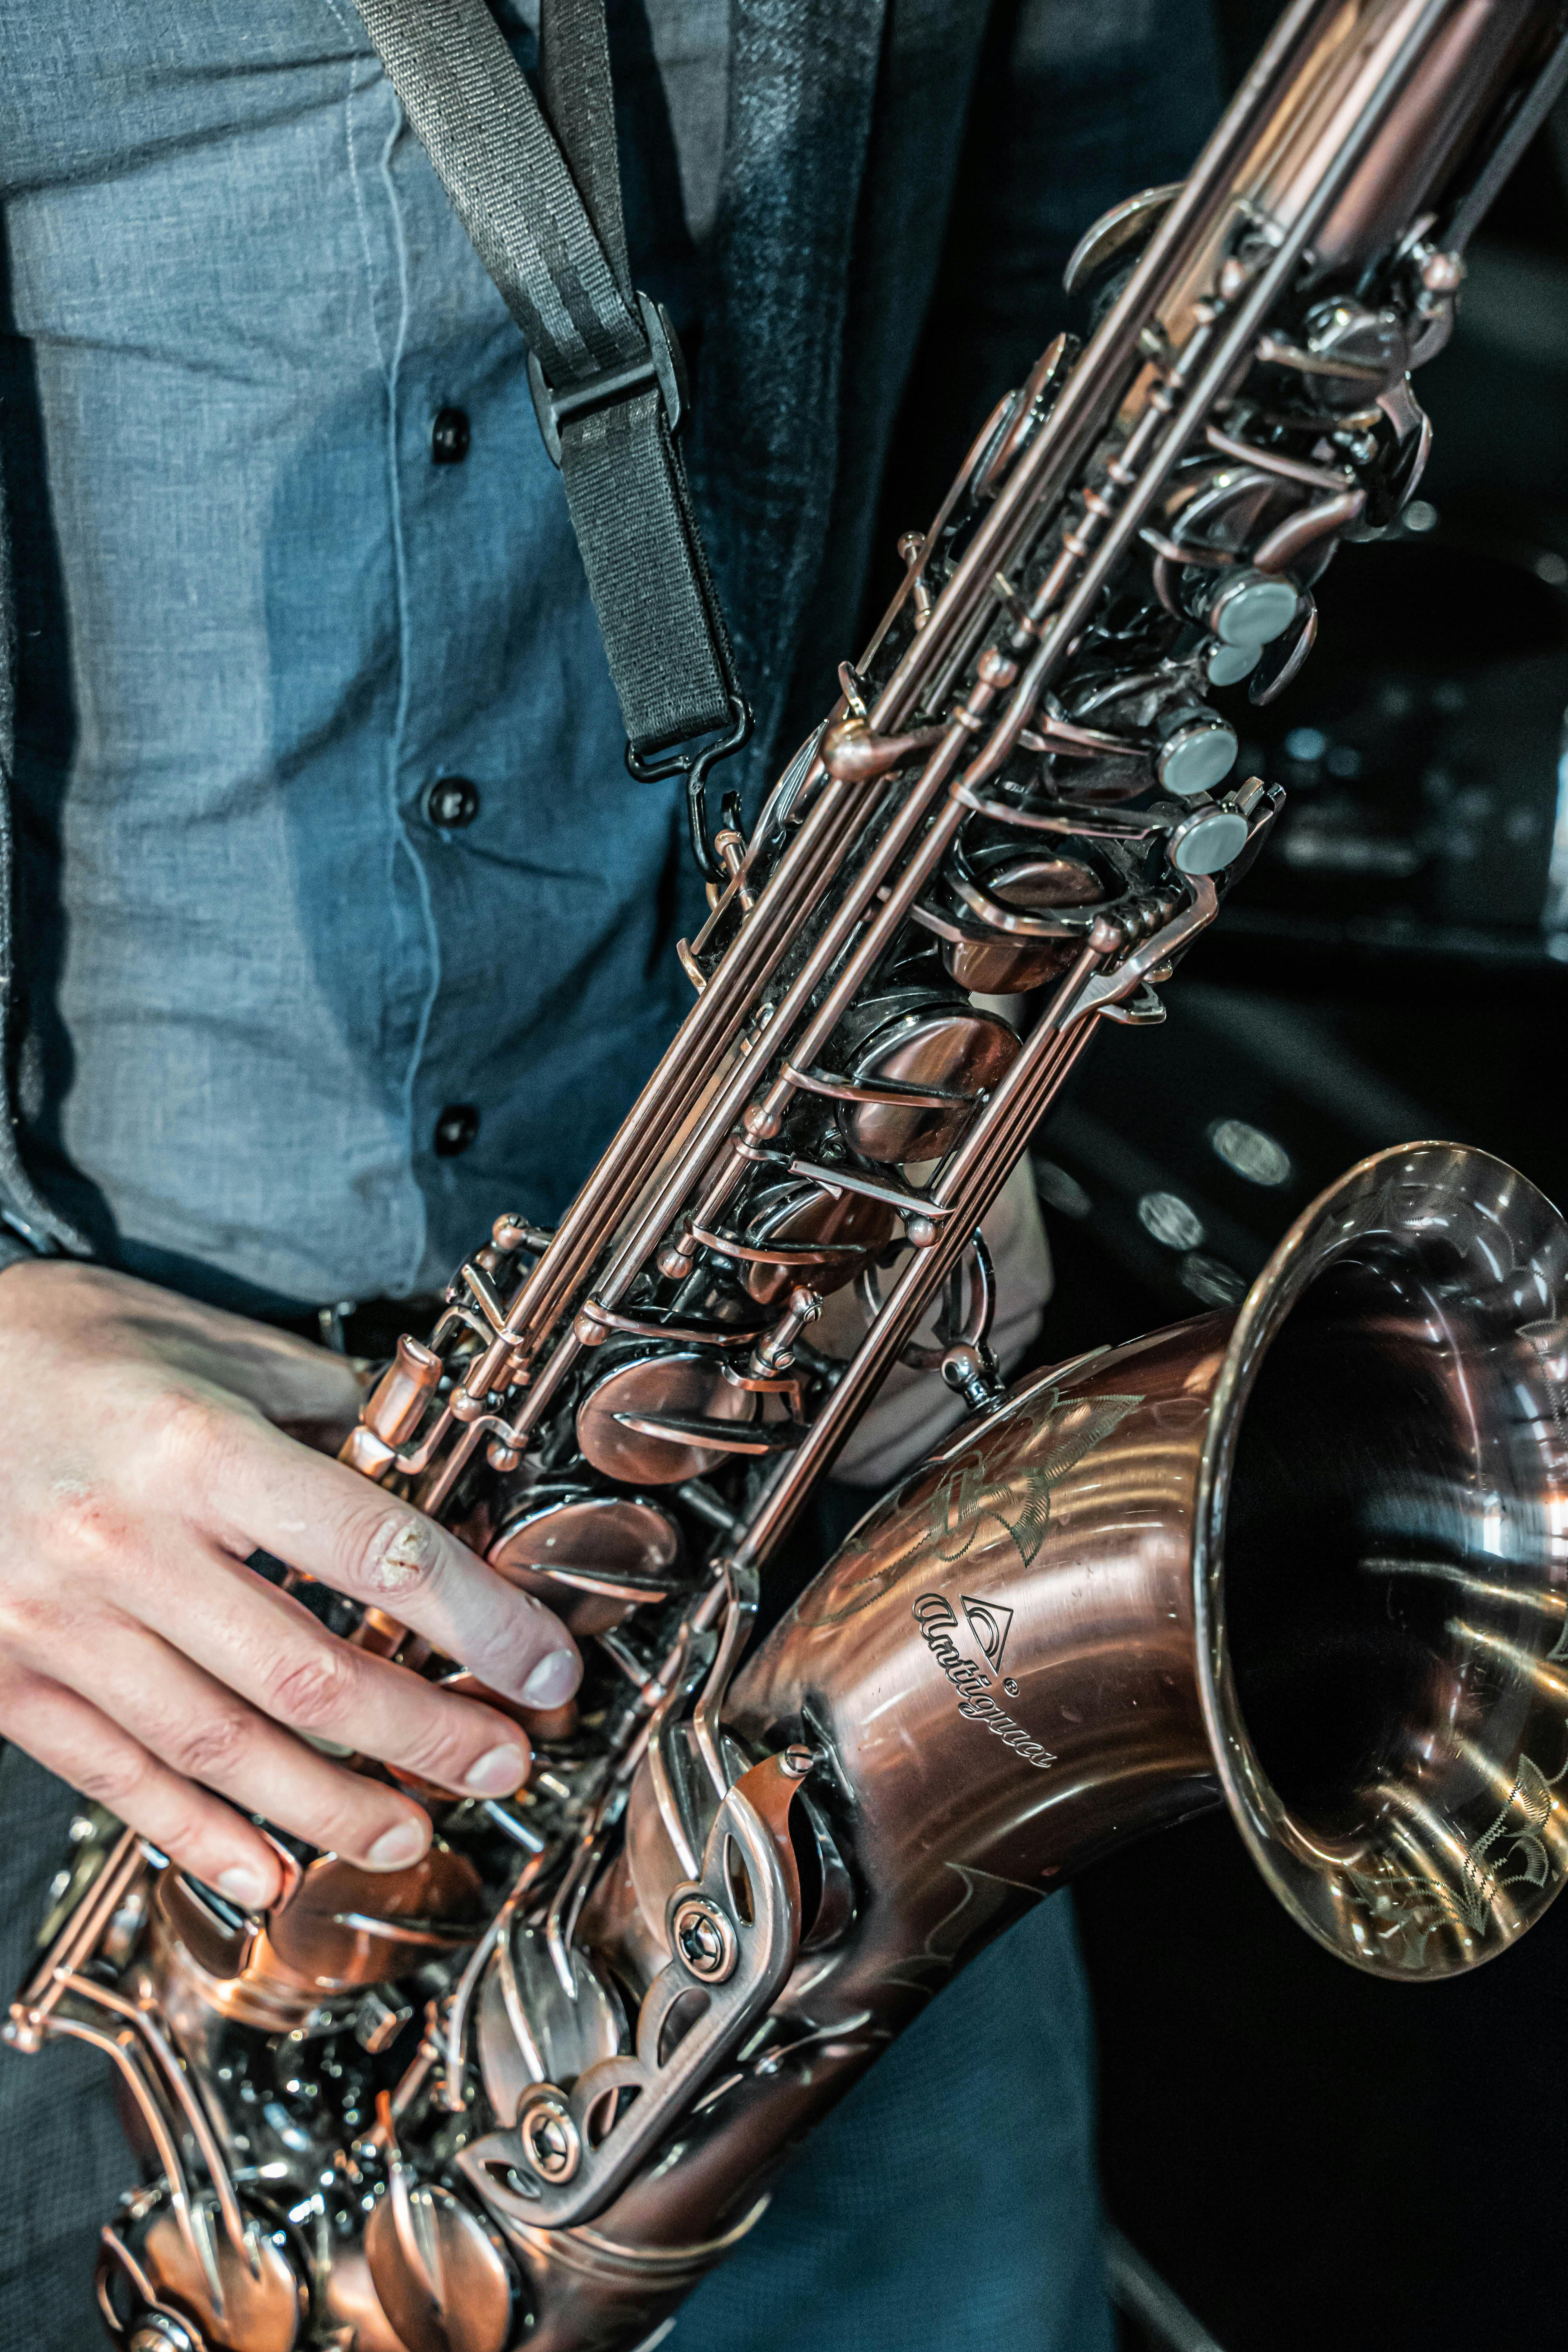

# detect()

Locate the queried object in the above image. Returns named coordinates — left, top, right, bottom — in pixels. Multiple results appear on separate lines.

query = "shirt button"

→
left=426, top=776, right=480, bottom=829
left=434, top=1105, right=480, bottom=1158
left=431, top=407, right=471, bottom=464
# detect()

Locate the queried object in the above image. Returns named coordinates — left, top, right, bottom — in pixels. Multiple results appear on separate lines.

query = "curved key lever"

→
left=458, top=1751, right=810, bottom=2231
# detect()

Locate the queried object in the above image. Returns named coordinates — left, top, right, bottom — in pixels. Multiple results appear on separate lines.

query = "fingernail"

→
left=217, top=1863, right=274, bottom=1912
left=366, top=1818, right=429, bottom=1871
left=465, top=1743, right=529, bottom=1797
left=521, top=1648, right=581, bottom=1709
left=365, top=1514, right=441, bottom=1597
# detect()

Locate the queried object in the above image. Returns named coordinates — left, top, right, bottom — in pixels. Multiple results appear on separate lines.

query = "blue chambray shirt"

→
left=2, top=0, right=700, bottom=1315
left=0, top=0, right=1221, bottom=1324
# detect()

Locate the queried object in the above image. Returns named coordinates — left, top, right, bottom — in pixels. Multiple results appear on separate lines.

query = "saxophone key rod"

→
left=971, top=1, right=1465, bottom=794
left=30, top=9, right=1568, bottom=2345
left=865, top=0, right=1348, bottom=722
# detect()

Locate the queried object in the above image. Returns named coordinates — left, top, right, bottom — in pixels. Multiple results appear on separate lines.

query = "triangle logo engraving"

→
left=960, top=1594, right=1014, bottom=1674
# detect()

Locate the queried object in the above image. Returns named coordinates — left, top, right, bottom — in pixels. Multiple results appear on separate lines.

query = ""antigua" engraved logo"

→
left=912, top=1592, right=1056, bottom=1770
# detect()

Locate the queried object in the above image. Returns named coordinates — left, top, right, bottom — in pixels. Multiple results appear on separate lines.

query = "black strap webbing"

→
left=352, top=0, right=745, bottom=767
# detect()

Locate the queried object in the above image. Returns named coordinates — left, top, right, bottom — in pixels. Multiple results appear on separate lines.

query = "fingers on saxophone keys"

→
left=338, top=1502, right=583, bottom=1710
left=227, top=1429, right=584, bottom=1712
left=27, top=1626, right=442, bottom=1881
left=0, top=1663, right=286, bottom=1913
left=136, top=1561, right=536, bottom=1805
left=256, top=1630, right=534, bottom=1806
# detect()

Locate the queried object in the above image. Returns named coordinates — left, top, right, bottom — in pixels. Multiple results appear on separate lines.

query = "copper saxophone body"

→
left=11, top=7, right=1568, bottom=2349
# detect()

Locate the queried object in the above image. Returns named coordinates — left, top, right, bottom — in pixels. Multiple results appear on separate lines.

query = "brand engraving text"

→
left=913, top=1593, right=1056, bottom=1769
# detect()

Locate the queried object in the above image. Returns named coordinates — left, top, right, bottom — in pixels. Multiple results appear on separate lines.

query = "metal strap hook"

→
left=626, top=695, right=755, bottom=882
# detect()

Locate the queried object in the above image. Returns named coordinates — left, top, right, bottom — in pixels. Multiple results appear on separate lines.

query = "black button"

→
left=426, top=775, right=480, bottom=829
left=431, top=407, right=470, bottom=465
left=434, top=1105, right=480, bottom=1158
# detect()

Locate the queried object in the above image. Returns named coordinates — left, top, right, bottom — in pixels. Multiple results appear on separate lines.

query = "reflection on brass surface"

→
left=365, top=2177, right=515, bottom=2352
left=488, top=1494, right=684, bottom=1634
left=942, top=854, right=1106, bottom=993
left=842, top=1005, right=1020, bottom=1162
left=740, top=1180, right=898, bottom=1306
left=318, top=2249, right=412, bottom=2352
left=1346, top=1747, right=1568, bottom=1969
left=263, top=1848, right=485, bottom=1993
left=797, top=1379, right=1144, bottom=1624
left=142, top=2205, right=305, bottom=2352
left=18, top=3, right=1568, bottom=2339
left=576, top=1350, right=757, bottom=1483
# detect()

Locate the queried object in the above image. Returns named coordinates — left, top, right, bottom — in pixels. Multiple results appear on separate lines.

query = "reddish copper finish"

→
left=151, top=1845, right=484, bottom=2031
left=516, top=1145, right=1568, bottom=2348
left=15, top=9, right=1568, bottom=2348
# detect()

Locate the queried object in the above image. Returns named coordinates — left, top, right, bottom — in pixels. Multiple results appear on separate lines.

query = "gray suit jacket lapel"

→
left=691, top=0, right=997, bottom=791
left=0, top=482, right=87, bottom=1258
left=690, top=0, right=890, bottom=787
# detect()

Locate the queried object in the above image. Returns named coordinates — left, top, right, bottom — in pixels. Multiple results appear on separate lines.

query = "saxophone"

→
left=12, top=5, right=1568, bottom=2348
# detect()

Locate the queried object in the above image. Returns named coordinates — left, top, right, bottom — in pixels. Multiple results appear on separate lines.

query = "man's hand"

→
left=0, top=1262, right=581, bottom=1912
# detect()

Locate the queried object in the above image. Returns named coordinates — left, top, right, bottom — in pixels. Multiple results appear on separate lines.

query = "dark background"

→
left=872, top=4, right=1568, bottom=2345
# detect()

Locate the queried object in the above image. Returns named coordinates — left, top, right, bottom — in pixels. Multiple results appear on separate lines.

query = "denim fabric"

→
left=0, top=4, right=1221, bottom=2348
left=0, top=1749, right=141, bottom=2352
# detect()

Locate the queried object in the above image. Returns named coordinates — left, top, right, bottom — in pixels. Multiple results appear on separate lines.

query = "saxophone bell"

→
left=734, top=1141, right=1568, bottom=1992
left=468, top=1140, right=1568, bottom=2350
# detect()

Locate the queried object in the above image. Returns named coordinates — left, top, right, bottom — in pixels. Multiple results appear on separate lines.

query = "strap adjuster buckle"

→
left=528, top=292, right=688, bottom=467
